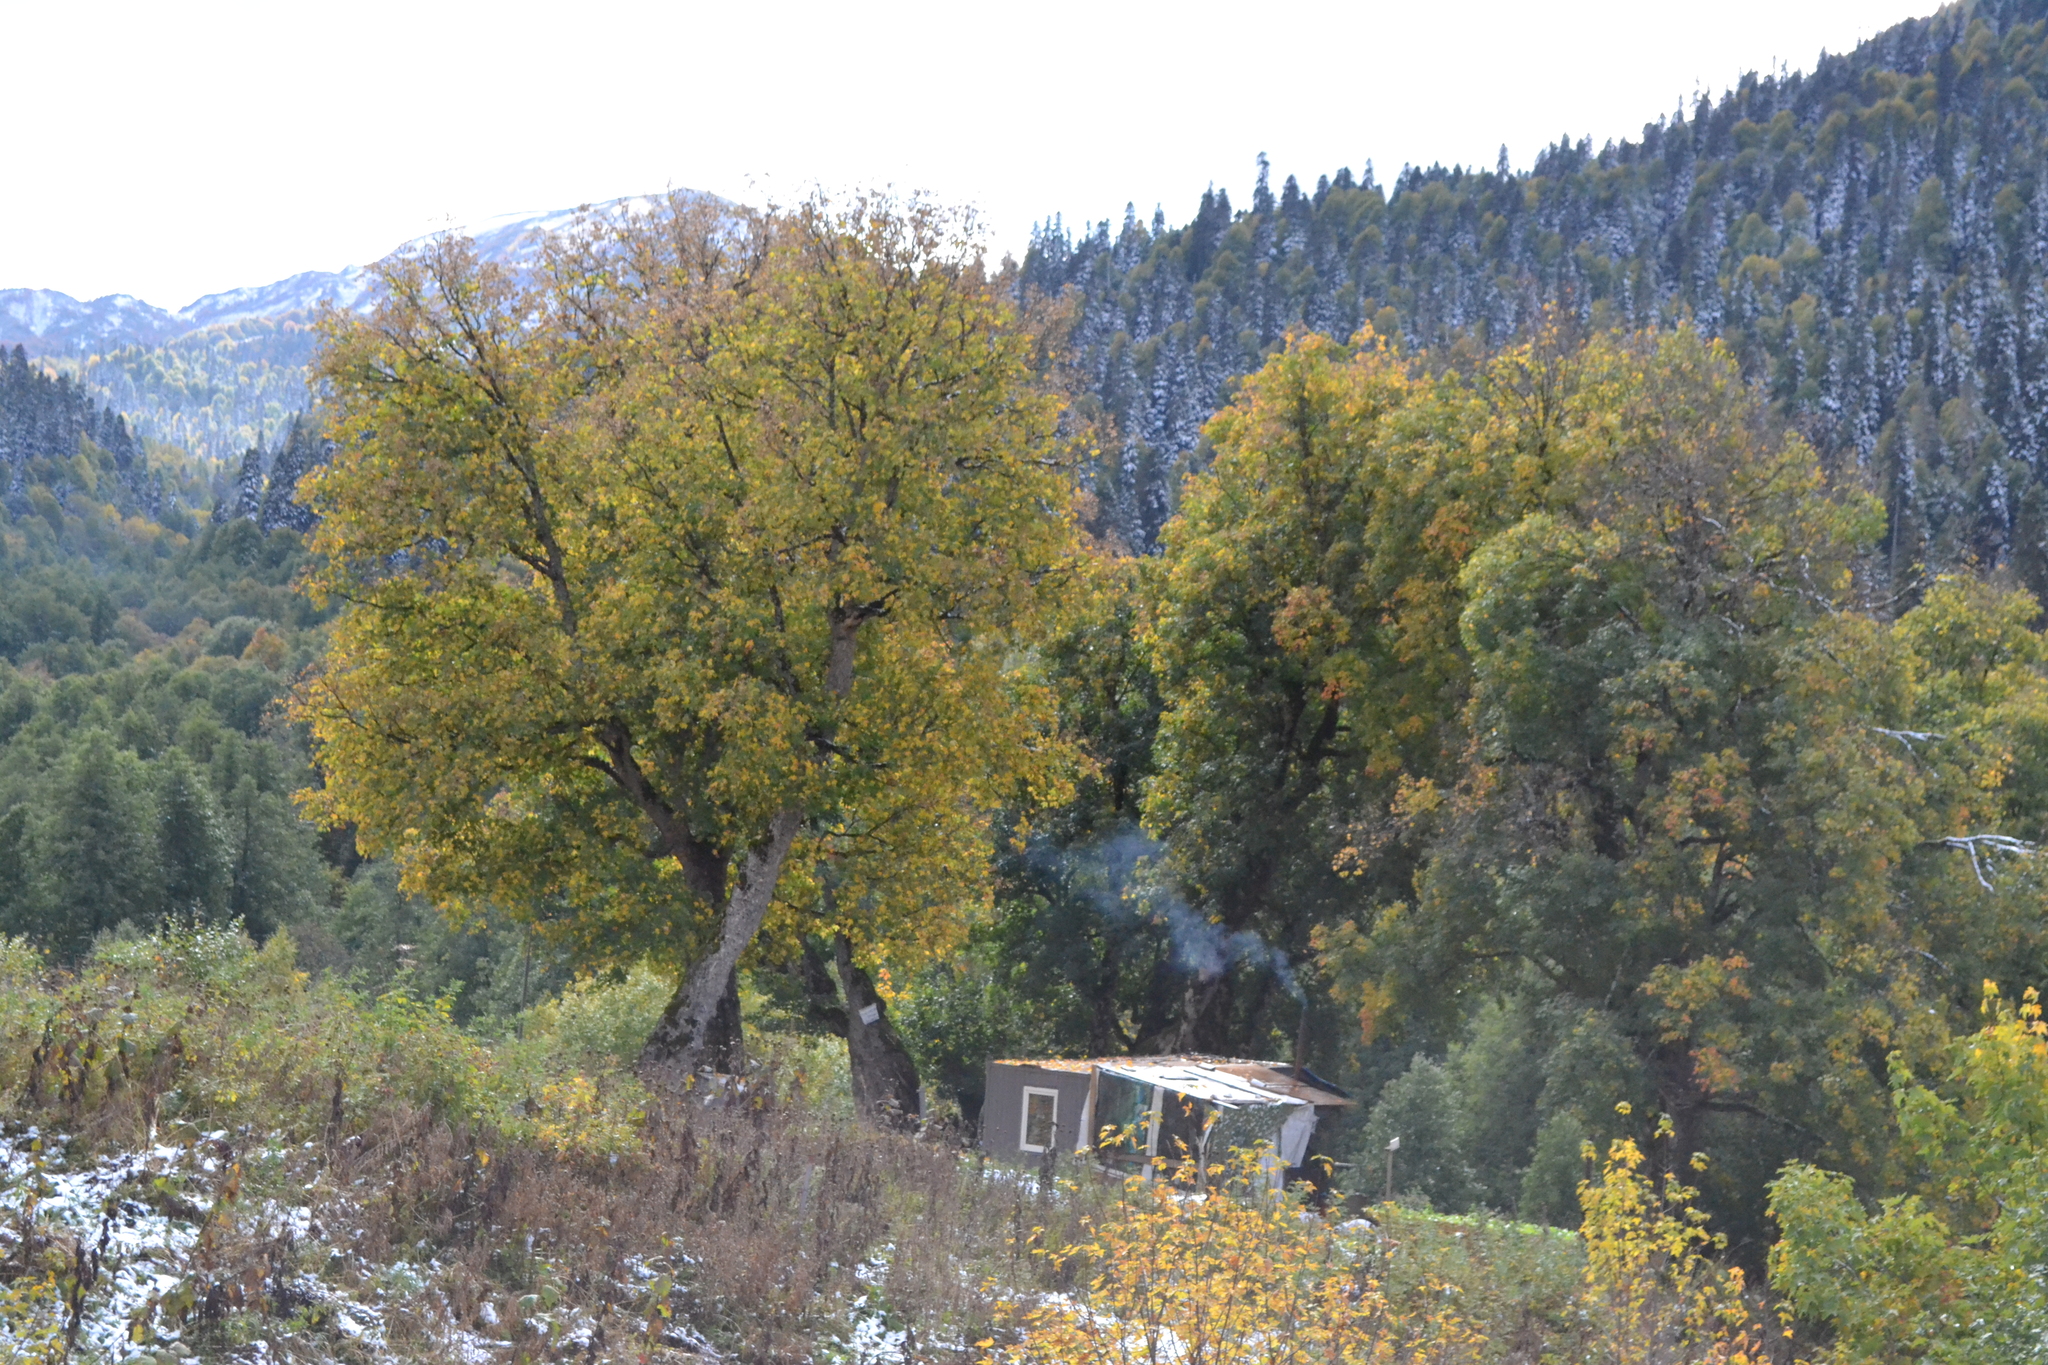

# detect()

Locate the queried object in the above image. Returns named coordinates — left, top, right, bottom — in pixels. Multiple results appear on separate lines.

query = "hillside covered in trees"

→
left=1032, top=0, right=2048, bottom=578
left=77, top=318, right=321, bottom=469
left=13, top=7, right=2048, bottom=1362
left=0, top=347, right=186, bottom=527
left=0, top=357, right=540, bottom=1028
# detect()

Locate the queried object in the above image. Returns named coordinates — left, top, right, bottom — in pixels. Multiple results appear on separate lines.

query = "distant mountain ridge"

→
left=0, top=274, right=364, bottom=358
left=0, top=196, right=678, bottom=464
left=0, top=197, right=670, bottom=359
left=0, top=290, right=186, bottom=357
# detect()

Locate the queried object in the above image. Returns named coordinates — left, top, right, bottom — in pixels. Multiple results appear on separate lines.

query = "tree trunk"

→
left=1652, top=1040, right=1709, bottom=1173
left=640, top=807, right=802, bottom=1088
left=833, top=933, right=922, bottom=1130
left=1085, top=940, right=1128, bottom=1057
left=795, top=937, right=851, bottom=1035
left=1165, top=968, right=1234, bottom=1054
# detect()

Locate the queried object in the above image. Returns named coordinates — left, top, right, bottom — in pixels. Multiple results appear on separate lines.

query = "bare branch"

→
left=1935, top=834, right=2037, bottom=891
left=1873, top=727, right=1947, bottom=754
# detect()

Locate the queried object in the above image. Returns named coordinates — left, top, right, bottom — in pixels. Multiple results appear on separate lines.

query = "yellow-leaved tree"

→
left=296, top=193, right=1079, bottom=1094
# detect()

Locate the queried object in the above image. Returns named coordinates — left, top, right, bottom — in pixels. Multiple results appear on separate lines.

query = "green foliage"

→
left=1364, top=1208, right=1589, bottom=1364
left=966, top=558, right=1180, bottom=1072
left=1770, top=983, right=2048, bottom=1363
left=892, top=934, right=1076, bottom=1119
left=0, top=444, right=348, bottom=961
left=1142, top=329, right=1502, bottom=1052
left=156, top=747, right=231, bottom=921
left=0, top=646, right=335, bottom=958
left=1443, top=1000, right=1547, bottom=1212
left=295, top=859, right=569, bottom=1028
left=863, top=314, right=2048, bottom=1329
left=26, top=730, right=162, bottom=956
left=519, top=963, right=677, bottom=1065
left=0, top=921, right=645, bottom=1150
left=1357, top=1056, right=1472, bottom=1211
left=1204, top=325, right=2048, bottom=1248
left=80, top=315, right=317, bottom=465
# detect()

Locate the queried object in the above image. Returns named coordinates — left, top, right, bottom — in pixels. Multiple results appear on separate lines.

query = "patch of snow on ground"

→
left=838, top=1299, right=909, bottom=1365
left=0, top=1128, right=212, bottom=1357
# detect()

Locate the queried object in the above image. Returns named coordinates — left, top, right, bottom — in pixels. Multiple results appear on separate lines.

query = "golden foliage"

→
left=1578, top=1116, right=1774, bottom=1365
left=1002, top=1135, right=1776, bottom=1365
left=1769, top=983, right=2048, bottom=1363
left=295, top=191, right=1083, bottom=981
left=1004, top=1151, right=1485, bottom=1365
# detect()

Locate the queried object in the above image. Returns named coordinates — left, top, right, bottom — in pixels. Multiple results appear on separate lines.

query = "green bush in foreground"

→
left=0, top=924, right=645, bottom=1157
left=1770, top=983, right=2048, bottom=1365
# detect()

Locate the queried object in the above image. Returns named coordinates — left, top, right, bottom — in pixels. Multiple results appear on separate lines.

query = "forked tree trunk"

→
left=833, top=933, right=922, bottom=1130
left=640, top=808, right=802, bottom=1087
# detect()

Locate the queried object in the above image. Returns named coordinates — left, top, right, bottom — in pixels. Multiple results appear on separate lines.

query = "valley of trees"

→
left=9, top=5, right=2048, bottom=1359
left=80, top=316, right=317, bottom=468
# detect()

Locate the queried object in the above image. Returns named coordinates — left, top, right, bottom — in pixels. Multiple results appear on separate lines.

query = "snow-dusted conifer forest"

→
left=1029, top=0, right=2048, bottom=587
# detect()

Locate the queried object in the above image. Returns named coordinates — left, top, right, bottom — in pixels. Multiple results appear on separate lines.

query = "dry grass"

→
left=0, top=928, right=1113, bottom=1364
left=296, top=1088, right=1108, bottom=1363
left=5, top=928, right=1725, bottom=1365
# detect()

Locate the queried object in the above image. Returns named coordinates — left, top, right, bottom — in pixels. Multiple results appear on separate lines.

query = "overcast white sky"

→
left=7, top=0, right=1928, bottom=310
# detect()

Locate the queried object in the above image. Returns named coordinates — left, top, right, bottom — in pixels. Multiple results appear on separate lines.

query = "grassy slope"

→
left=0, top=928, right=1619, bottom=1365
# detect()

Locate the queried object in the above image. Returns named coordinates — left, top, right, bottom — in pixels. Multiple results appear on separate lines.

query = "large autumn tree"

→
left=1147, top=323, right=2048, bottom=1242
left=298, top=194, right=1079, bottom=1090
left=1140, top=325, right=1580, bottom=1051
left=1358, top=332, right=2048, bottom=1241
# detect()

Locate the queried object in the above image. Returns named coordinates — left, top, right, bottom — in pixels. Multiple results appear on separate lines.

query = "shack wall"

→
left=982, top=1062, right=1095, bottom=1159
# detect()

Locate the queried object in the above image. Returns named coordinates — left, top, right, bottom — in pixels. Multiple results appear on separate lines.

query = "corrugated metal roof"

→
left=990, top=1055, right=1351, bottom=1109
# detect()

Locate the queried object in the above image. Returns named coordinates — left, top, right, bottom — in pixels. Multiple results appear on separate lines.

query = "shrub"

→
left=1578, top=1113, right=1771, bottom=1365
left=1008, top=1149, right=1488, bottom=1365
left=1007, top=1133, right=1772, bottom=1365
left=1364, top=1208, right=1586, bottom=1363
left=516, top=962, right=674, bottom=1065
left=1356, top=1054, right=1473, bottom=1211
left=1769, top=983, right=2048, bottom=1365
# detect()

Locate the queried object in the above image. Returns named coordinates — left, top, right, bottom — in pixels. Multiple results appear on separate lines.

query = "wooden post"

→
left=1143, top=1084, right=1165, bottom=1181
left=1078, top=1066, right=1102, bottom=1157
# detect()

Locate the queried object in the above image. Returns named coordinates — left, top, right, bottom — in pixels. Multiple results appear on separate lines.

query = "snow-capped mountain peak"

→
left=3, top=193, right=692, bottom=357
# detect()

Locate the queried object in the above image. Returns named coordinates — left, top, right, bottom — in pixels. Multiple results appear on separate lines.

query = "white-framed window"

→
left=1020, top=1086, right=1060, bottom=1153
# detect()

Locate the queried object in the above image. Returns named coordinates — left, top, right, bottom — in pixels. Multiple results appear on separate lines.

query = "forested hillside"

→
left=0, top=351, right=546, bottom=1026
left=16, top=12, right=2048, bottom=1360
left=0, top=347, right=183, bottom=525
left=78, top=317, right=319, bottom=470
left=1032, top=0, right=2048, bottom=574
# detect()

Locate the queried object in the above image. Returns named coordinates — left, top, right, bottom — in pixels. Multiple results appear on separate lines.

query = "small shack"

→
left=982, top=1055, right=1350, bottom=1186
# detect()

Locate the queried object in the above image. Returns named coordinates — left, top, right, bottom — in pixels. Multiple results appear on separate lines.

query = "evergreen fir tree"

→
left=156, top=749, right=231, bottom=922
left=31, top=731, right=162, bottom=958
